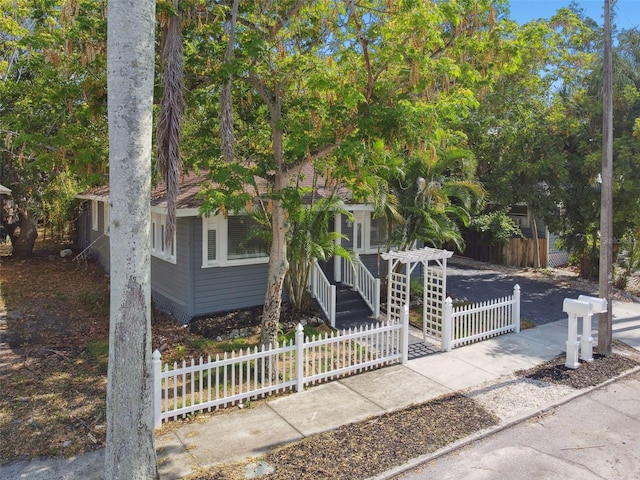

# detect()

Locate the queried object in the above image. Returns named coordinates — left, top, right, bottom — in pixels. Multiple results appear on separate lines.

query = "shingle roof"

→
left=77, top=163, right=353, bottom=211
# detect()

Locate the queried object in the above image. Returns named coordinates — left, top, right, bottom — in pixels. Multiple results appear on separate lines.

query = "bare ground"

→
left=0, top=240, right=270, bottom=463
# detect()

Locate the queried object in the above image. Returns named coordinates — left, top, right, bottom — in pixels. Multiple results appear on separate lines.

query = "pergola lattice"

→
left=381, top=246, right=453, bottom=346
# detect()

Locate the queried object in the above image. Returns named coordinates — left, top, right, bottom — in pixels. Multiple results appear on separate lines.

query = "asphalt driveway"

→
left=445, top=260, right=597, bottom=326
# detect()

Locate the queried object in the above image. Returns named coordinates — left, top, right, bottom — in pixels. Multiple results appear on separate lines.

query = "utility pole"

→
left=598, top=0, right=614, bottom=357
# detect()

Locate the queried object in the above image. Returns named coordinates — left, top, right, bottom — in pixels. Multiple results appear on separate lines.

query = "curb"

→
left=370, top=364, right=640, bottom=480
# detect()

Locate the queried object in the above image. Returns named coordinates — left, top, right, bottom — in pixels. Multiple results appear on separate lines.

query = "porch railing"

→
left=340, top=254, right=381, bottom=318
left=308, top=260, right=336, bottom=327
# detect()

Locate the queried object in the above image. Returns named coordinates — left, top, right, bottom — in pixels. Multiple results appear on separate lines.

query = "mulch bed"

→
left=189, top=304, right=319, bottom=339
left=189, top=393, right=499, bottom=480
left=516, top=342, right=640, bottom=389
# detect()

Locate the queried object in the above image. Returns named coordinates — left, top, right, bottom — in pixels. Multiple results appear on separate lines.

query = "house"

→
left=75, top=166, right=388, bottom=324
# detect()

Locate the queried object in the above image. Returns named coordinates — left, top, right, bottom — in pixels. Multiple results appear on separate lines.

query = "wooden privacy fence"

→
left=441, top=285, right=521, bottom=351
left=152, top=312, right=409, bottom=428
left=504, top=238, right=548, bottom=268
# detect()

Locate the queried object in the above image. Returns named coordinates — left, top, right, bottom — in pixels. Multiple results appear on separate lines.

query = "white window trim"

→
left=91, top=200, right=98, bottom=231
left=202, top=215, right=269, bottom=268
left=103, top=202, right=110, bottom=236
left=151, top=212, right=176, bottom=264
left=351, top=211, right=387, bottom=254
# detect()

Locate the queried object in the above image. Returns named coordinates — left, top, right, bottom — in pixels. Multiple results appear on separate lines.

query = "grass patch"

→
left=409, top=306, right=423, bottom=328
left=189, top=338, right=220, bottom=351
left=520, top=317, right=536, bottom=330
left=279, top=325, right=327, bottom=343
left=86, top=338, right=109, bottom=372
left=77, top=290, right=109, bottom=318
left=215, top=338, right=259, bottom=353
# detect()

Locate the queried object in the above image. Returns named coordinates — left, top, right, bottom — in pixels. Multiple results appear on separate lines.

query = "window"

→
left=207, top=229, right=217, bottom=263
left=151, top=212, right=176, bottom=263
left=355, top=221, right=363, bottom=251
left=91, top=200, right=98, bottom=231
left=202, top=215, right=268, bottom=267
left=202, top=216, right=220, bottom=266
left=227, top=216, right=268, bottom=260
left=369, top=217, right=388, bottom=250
left=508, top=205, right=529, bottom=228
left=350, top=211, right=388, bottom=254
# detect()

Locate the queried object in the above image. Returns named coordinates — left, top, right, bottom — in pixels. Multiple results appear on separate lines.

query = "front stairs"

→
left=333, top=283, right=378, bottom=330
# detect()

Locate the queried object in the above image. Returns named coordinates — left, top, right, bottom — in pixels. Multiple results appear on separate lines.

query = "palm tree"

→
left=285, top=194, right=353, bottom=314
left=156, top=0, right=184, bottom=247
left=390, top=136, right=484, bottom=251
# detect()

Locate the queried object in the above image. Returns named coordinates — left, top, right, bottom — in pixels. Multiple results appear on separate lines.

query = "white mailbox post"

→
left=563, top=298, right=592, bottom=369
left=577, top=295, right=608, bottom=362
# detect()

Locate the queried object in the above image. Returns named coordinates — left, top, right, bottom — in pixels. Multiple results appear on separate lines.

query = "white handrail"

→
left=308, top=260, right=336, bottom=327
left=340, top=254, right=380, bottom=318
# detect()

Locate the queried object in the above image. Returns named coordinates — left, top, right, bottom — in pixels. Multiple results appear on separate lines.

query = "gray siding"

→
left=150, top=217, right=192, bottom=322
left=96, top=202, right=111, bottom=271
left=79, top=201, right=110, bottom=272
left=359, top=253, right=386, bottom=279
left=191, top=219, right=269, bottom=316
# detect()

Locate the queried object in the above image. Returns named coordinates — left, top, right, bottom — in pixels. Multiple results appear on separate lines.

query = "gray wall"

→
left=190, top=218, right=269, bottom=317
left=150, top=217, right=192, bottom=322
left=76, top=204, right=271, bottom=322
left=78, top=200, right=110, bottom=272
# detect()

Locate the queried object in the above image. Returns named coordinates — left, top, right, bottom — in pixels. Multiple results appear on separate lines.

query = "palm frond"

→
left=157, top=0, right=184, bottom=248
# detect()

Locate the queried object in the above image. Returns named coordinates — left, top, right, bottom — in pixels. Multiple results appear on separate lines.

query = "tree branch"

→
left=243, top=73, right=277, bottom=113
left=220, top=0, right=240, bottom=163
left=347, top=0, right=374, bottom=102
left=269, top=0, right=307, bottom=40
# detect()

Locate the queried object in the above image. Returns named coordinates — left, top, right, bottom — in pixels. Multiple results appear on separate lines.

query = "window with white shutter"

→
left=151, top=212, right=176, bottom=263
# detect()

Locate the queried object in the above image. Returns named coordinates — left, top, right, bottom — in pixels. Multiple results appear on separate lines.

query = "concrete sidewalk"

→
left=2, top=299, right=640, bottom=480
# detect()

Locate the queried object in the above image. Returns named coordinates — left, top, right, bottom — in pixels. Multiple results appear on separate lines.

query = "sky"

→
left=508, top=0, right=640, bottom=30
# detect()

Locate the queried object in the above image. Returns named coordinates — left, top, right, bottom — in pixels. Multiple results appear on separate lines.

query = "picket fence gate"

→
left=153, top=310, right=409, bottom=428
left=441, top=284, right=521, bottom=351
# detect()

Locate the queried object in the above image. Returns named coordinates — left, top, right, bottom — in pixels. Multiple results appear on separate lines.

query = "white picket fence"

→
left=441, top=284, right=521, bottom=351
left=152, top=311, right=409, bottom=428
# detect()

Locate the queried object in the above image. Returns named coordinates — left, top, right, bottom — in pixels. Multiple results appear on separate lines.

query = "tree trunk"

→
left=261, top=174, right=289, bottom=348
left=260, top=113, right=289, bottom=348
left=105, top=0, right=159, bottom=478
left=9, top=206, right=37, bottom=259
left=530, top=211, right=541, bottom=269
